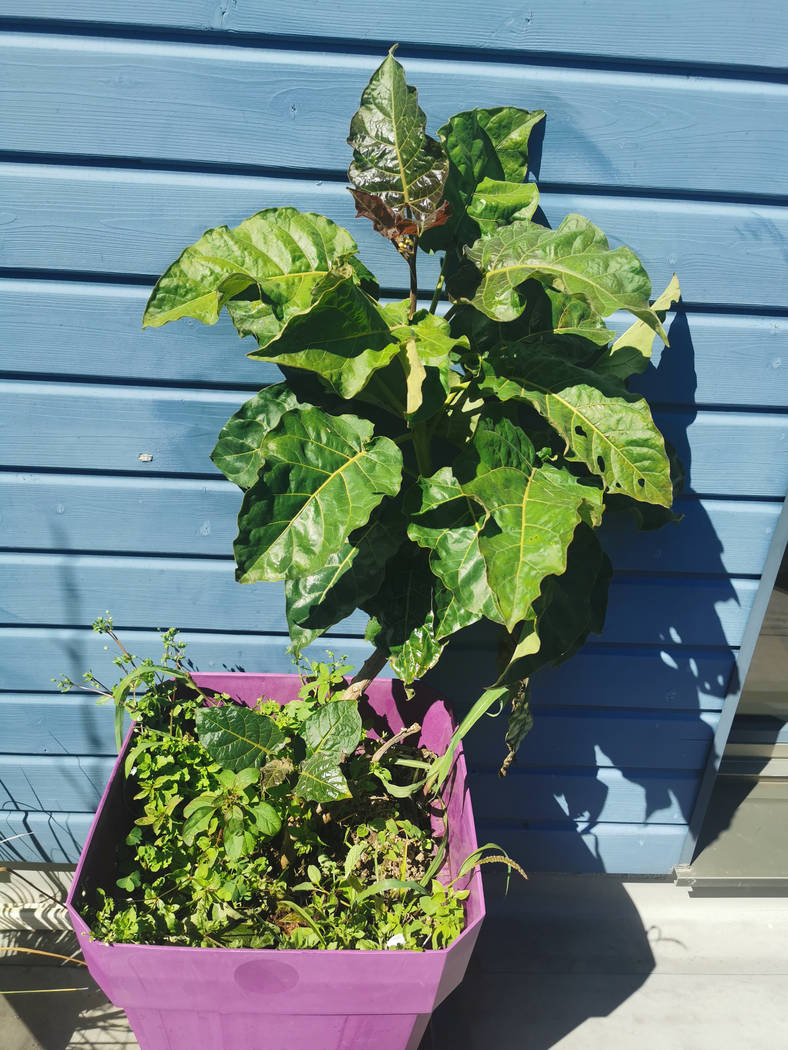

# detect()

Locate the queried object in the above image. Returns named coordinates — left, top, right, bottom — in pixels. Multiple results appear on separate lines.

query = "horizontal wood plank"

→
left=0, top=755, right=110, bottom=811
left=13, top=1, right=788, bottom=70
left=0, top=690, right=718, bottom=773
left=0, top=640, right=734, bottom=718
left=470, top=768, right=698, bottom=825
left=0, top=811, right=90, bottom=863
left=0, top=754, right=700, bottom=825
left=0, top=551, right=759, bottom=647
left=3, top=165, right=788, bottom=308
left=4, top=278, right=787, bottom=408
left=0, top=472, right=781, bottom=578
left=463, top=709, right=718, bottom=773
left=0, top=809, right=687, bottom=871
left=477, top=823, right=688, bottom=875
left=2, top=35, right=785, bottom=197
left=2, top=380, right=786, bottom=497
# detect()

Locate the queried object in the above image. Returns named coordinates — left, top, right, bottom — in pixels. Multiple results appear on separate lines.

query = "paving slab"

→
left=2, top=876, right=788, bottom=1049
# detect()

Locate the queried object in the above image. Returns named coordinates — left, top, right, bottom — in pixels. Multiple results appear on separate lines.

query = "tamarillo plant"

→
left=142, top=49, right=681, bottom=786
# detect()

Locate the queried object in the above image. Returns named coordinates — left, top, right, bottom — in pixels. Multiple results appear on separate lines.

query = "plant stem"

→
left=371, top=723, right=421, bottom=764
left=341, top=648, right=389, bottom=703
left=407, top=244, right=419, bottom=320
left=428, top=255, right=446, bottom=314
left=412, top=423, right=432, bottom=475
left=0, top=947, right=87, bottom=966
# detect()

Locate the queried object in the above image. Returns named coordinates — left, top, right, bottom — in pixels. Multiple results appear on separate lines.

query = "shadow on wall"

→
left=428, top=306, right=740, bottom=875
left=423, top=873, right=657, bottom=1050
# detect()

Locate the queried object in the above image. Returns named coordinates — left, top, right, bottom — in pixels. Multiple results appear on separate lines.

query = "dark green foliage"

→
left=143, top=51, right=681, bottom=776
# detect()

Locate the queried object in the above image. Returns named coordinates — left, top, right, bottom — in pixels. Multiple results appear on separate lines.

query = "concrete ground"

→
left=2, top=874, right=787, bottom=1050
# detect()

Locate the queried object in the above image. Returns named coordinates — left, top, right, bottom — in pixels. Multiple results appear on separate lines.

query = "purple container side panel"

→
left=126, top=1005, right=431, bottom=1050
left=66, top=675, right=484, bottom=1050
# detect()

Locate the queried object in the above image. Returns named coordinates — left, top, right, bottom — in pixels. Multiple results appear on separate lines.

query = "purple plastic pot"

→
left=67, top=673, right=485, bottom=1050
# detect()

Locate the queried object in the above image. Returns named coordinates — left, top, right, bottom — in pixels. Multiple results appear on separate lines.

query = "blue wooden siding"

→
left=1, top=5, right=786, bottom=874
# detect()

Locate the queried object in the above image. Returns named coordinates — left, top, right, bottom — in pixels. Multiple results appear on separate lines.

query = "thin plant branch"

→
left=0, top=947, right=87, bottom=966
left=371, top=723, right=421, bottom=764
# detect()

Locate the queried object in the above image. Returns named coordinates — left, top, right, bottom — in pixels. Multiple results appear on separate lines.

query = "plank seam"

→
left=1, top=18, right=786, bottom=84
left=3, top=472, right=775, bottom=508
left=3, top=368, right=787, bottom=414
left=0, top=548, right=762, bottom=583
left=0, top=632, right=741, bottom=654
left=3, top=375, right=788, bottom=417
left=1, top=151, right=787, bottom=209
left=3, top=267, right=788, bottom=319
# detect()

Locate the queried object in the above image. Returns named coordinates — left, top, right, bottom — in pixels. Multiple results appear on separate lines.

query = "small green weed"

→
left=64, top=621, right=471, bottom=951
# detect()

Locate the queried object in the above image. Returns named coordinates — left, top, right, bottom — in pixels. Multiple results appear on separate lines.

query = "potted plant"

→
left=64, top=48, right=680, bottom=1050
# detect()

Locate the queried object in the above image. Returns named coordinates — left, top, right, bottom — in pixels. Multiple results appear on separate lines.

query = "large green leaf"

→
left=234, top=408, right=402, bottom=582
left=364, top=545, right=445, bottom=682
left=595, top=274, right=681, bottom=380
left=475, top=107, right=546, bottom=182
left=353, top=306, right=464, bottom=422
left=142, top=208, right=358, bottom=337
left=466, top=178, right=540, bottom=235
left=533, top=524, right=612, bottom=672
left=302, top=700, right=363, bottom=759
left=407, top=468, right=501, bottom=623
left=467, top=214, right=667, bottom=340
left=243, top=274, right=401, bottom=398
left=452, top=283, right=615, bottom=361
left=479, top=348, right=672, bottom=506
left=285, top=498, right=406, bottom=652
left=456, top=418, right=604, bottom=631
left=195, top=705, right=286, bottom=771
left=211, top=383, right=303, bottom=489
left=432, top=579, right=484, bottom=641
left=347, top=51, right=448, bottom=228
left=604, top=441, right=684, bottom=530
left=295, top=753, right=352, bottom=803
left=421, top=107, right=544, bottom=252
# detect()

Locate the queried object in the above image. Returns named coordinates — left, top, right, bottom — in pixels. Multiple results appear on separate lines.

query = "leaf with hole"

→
left=479, top=348, right=672, bottom=505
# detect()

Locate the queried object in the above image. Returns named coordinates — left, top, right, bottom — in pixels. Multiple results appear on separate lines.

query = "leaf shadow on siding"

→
left=431, top=310, right=737, bottom=853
